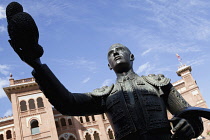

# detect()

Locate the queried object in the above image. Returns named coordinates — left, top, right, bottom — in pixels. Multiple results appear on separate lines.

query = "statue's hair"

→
left=109, top=43, right=131, bottom=54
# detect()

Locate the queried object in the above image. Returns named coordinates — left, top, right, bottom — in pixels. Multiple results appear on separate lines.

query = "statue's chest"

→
left=106, top=77, right=164, bottom=113
left=121, top=78, right=158, bottom=94
left=118, top=77, right=160, bottom=98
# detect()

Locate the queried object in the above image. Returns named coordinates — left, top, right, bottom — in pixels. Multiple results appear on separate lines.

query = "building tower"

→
left=175, top=64, right=207, bottom=107
left=3, top=76, right=58, bottom=140
left=173, top=64, right=210, bottom=139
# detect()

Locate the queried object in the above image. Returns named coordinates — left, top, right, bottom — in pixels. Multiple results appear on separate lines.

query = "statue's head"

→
left=107, top=43, right=134, bottom=73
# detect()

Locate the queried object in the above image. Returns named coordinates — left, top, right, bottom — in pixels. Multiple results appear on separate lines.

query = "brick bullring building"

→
left=0, top=64, right=209, bottom=140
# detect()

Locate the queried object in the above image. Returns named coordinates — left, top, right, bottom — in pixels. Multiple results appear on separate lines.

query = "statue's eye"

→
left=108, top=51, right=113, bottom=57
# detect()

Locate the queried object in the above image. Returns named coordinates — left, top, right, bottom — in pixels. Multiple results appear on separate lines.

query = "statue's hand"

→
left=6, top=2, right=43, bottom=69
left=8, top=39, right=42, bottom=69
left=170, top=117, right=195, bottom=140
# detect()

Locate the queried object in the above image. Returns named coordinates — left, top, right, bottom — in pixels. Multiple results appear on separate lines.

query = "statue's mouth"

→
left=114, top=56, right=121, bottom=61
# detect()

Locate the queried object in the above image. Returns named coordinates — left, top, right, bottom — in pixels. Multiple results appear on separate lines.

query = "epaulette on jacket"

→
left=90, top=84, right=114, bottom=97
left=142, top=74, right=171, bottom=87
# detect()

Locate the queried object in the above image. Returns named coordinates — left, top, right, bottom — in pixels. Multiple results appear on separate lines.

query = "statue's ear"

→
left=108, top=64, right=112, bottom=70
left=130, top=54, right=135, bottom=61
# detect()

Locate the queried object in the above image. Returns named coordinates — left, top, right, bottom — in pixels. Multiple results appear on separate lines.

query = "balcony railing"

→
left=13, top=78, right=35, bottom=85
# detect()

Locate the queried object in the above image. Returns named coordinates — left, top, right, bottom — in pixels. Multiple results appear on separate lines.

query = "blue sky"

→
left=0, top=0, right=210, bottom=117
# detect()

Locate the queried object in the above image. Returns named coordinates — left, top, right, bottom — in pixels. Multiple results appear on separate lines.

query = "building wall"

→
left=1, top=64, right=209, bottom=140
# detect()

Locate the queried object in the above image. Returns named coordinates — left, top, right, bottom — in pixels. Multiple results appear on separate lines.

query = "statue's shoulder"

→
left=90, top=84, right=114, bottom=97
left=142, top=74, right=171, bottom=87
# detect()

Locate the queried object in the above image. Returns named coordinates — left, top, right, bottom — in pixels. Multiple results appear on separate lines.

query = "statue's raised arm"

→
left=6, top=2, right=111, bottom=116
left=6, top=2, right=43, bottom=69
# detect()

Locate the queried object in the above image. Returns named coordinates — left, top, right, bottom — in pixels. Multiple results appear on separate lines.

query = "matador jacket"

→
left=32, top=64, right=203, bottom=140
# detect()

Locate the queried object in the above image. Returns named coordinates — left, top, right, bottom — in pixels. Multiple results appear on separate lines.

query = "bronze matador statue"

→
left=6, top=2, right=204, bottom=140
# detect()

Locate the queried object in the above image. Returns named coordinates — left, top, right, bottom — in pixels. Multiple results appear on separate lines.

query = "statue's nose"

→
left=112, top=48, right=119, bottom=57
left=113, top=51, right=119, bottom=57
left=113, top=48, right=117, bottom=53
left=114, top=48, right=119, bottom=54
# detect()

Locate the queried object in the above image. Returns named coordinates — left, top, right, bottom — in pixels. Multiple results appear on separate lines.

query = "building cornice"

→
left=172, top=79, right=184, bottom=87
left=0, top=116, right=13, bottom=123
left=3, top=81, right=39, bottom=101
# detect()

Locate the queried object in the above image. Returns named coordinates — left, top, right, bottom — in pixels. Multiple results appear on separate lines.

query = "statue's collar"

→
left=116, top=70, right=137, bottom=83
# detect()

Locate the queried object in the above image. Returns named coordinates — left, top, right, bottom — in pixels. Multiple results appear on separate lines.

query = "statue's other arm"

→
left=162, top=83, right=203, bottom=138
left=143, top=74, right=203, bottom=138
left=32, top=64, right=107, bottom=116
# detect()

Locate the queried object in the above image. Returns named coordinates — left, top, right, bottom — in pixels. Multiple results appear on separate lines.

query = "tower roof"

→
left=176, top=64, right=192, bottom=76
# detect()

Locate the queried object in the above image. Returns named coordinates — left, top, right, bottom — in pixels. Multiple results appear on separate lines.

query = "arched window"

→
left=28, top=99, right=35, bottom=110
left=31, top=119, right=40, bottom=134
left=102, top=113, right=105, bottom=120
left=60, top=118, right=66, bottom=126
left=60, top=138, right=65, bottom=140
left=37, top=97, right=44, bottom=108
left=85, top=133, right=91, bottom=140
left=0, top=134, right=3, bottom=140
left=68, top=119, right=72, bottom=125
left=108, top=129, right=114, bottom=139
left=68, top=135, right=76, bottom=140
left=85, top=116, right=90, bottom=122
left=55, top=121, right=59, bottom=128
left=91, top=115, right=95, bottom=121
left=93, top=131, right=100, bottom=140
left=20, top=100, right=27, bottom=111
left=6, top=130, right=12, bottom=139
left=80, top=117, right=83, bottom=123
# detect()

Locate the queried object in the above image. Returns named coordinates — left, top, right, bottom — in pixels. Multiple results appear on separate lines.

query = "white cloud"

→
left=117, top=0, right=210, bottom=55
left=25, top=1, right=83, bottom=24
left=55, top=58, right=96, bottom=72
left=99, top=23, right=202, bottom=55
left=136, top=62, right=151, bottom=74
left=0, top=25, right=6, bottom=32
left=188, top=59, right=204, bottom=66
left=144, top=0, right=210, bottom=41
left=0, top=77, right=9, bottom=98
left=157, top=44, right=201, bottom=54
left=82, top=77, right=90, bottom=84
left=19, top=72, right=25, bottom=75
left=0, top=6, right=6, bottom=19
left=186, top=55, right=207, bottom=67
left=0, top=65, right=10, bottom=75
left=101, top=79, right=113, bottom=87
left=141, top=48, right=152, bottom=56
left=3, top=109, right=12, bottom=117
left=154, top=66, right=174, bottom=74
left=195, top=26, right=210, bottom=40
left=136, top=62, right=175, bottom=76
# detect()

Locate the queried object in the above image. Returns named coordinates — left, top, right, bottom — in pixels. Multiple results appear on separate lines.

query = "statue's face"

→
left=108, top=44, right=134, bottom=73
